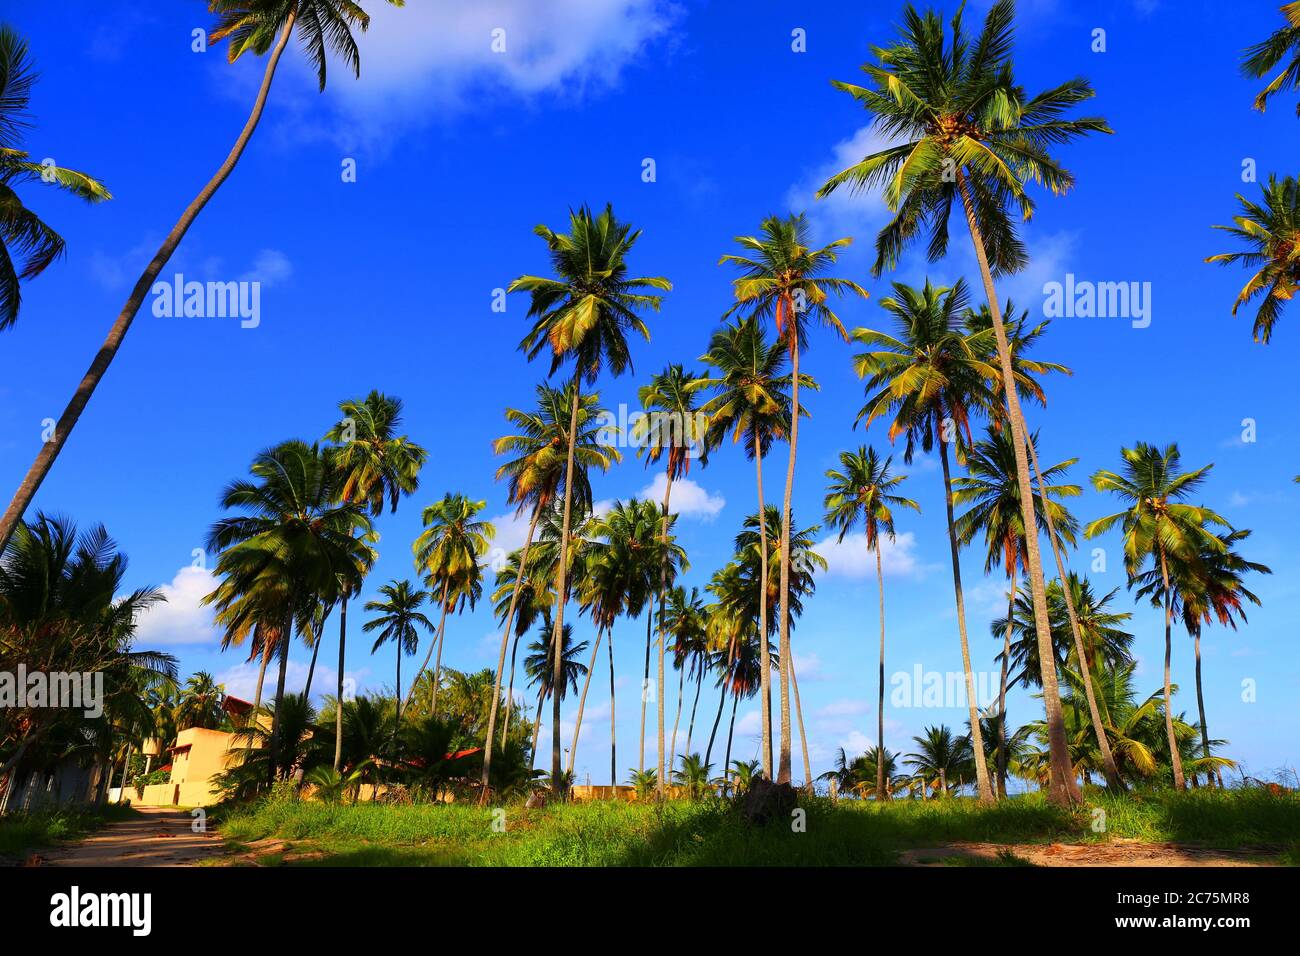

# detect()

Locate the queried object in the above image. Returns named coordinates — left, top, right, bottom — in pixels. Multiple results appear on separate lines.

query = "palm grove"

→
left=2, top=0, right=1293, bottom=810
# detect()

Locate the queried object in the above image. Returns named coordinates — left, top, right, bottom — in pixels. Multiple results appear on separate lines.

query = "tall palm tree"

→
left=204, top=441, right=370, bottom=782
left=175, top=672, right=225, bottom=731
left=851, top=278, right=1000, bottom=802
left=1134, top=529, right=1270, bottom=778
left=660, top=585, right=708, bottom=775
left=1206, top=174, right=1299, bottom=344
left=510, top=203, right=669, bottom=791
left=362, top=580, right=435, bottom=728
left=635, top=363, right=707, bottom=793
left=1086, top=443, right=1230, bottom=789
left=820, top=0, right=1111, bottom=806
left=0, top=0, right=404, bottom=556
left=717, top=629, right=770, bottom=795
left=823, top=446, right=919, bottom=799
left=490, top=539, right=555, bottom=752
left=719, top=213, right=867, bottom=785
left=323, top=391, right=425, bottom=769
left=481, top=383, right=618, bottom=795
left=523, top=622, right=587, bottom=771
left=698, top=318, right=800, bottom=779
left=1241, top=2, right=1300, bottom=113
left=0, top=25, right=110, bottom=331
left=410, top=493, right=494, bottom=716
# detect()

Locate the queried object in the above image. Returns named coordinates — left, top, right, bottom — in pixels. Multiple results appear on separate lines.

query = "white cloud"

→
left=638, top=473, right=725, bottom=521
left=241, top=249, right=293, bottom=287
left=815, top=530, right=925, bottom=580
left=132, top=566, right=219, bottom=646
left=214, top=658, right=372, bottom=704
left=818, top=698, right=870, bottom=719
left=276, top=0, right=682, bottom=149
left=793, top=650, right=825, bottom=682
left=787, top=126, right=897, bottom=248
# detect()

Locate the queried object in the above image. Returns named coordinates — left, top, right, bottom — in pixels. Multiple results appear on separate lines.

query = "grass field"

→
left=212, top=787, right=1300, bottom=867
left=0, top=803, right=137, bottom=861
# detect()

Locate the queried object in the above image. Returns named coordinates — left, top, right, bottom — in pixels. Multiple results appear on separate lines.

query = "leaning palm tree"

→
left=698, top=318, right=800, bottom=779
left=510, top=203, right=669, bottom=791
left=0, top=0, right=405, bottom=556
left=820, top=0, right=1111, bottom=805
left=823, top=446, right=919, bottom=800
left=410, top=494, right=494, bottom=717
left=204, top=440, right=371, bottom=781
left=1241, top=1, right=1300, bottom=113
left=362, top=580, right=435, bottom=728
left=851, top=279, right=1001, bottom=803
left=1134, top=528, right=1270, bottom=778
left=0, top=25, right=110, bottom=331
left=1086, top=443, right=1231, bottom=789
left=323, top=390, right=425, bottom=769
left=481, top=383, right=619, bottom=795
left=635, top=363, right=707, bottom=793
left=719, top=213, right=867, bottom=785
left=1206, top=174, right=1300, bottom=344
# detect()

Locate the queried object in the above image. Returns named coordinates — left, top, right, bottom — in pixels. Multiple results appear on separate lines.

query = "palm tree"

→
left=719, top=213, right=867, bottom=785
left=905, top=725, right=974, bottom=798
left=824, top=445, right=919, bottom=799
left=205, top=441, right=371, bottom=782
left=490, top=540, right=555, bottom=753
left=851, top=278, right=1001, bottom=803
left=820, top=0, right=1111, bottom=806
left=0, top=0, right=404, bottom=556
left=510, top=203, right=670, bottom=790
left=1086, top=443, right=1231, bottom=789
left=660, top=585, right=708, bottom=776
left=363, top=580, right=434, bottom=729
left=0, top=26, right=110, bottom=331
left=821, top=745, right=900, bottom=798
left=636, top=363, right=707, bottom=795
left=698, top=318, right=799, bottom=778
left=323, top=390, right=425, bottom=769
left=175, top=673, right=225, bottom=731
left=1241, top=2, right=1300, bottom=113
left=1206, top=174, right=1299, bottom=344
left=718, top=629, right=768, bottom=796
left=410, top=493, right=494, bottom=716
left=673, top=752, right=713, bottom=799
left=481, top=384, right=619, bottom=795
left=523, top=622, right=588, bottom=771
left=1134, top=529, right=1270, bottom=779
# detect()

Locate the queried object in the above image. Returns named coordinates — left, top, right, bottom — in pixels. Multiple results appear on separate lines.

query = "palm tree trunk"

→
left=251, top=638, right=272, bottom=712
left=482, top=503, right=543, bottom=796
left=304, top=632, right=322, bottom=702
left=404, top=578, right=450, bottom=715
left=1025, top=438, right=1125, bottom=791
left=116, top=742, right=133, bottom=803
left=529, top=692, right=544, bottom=771
left=956, top=171, right=1078, bottom=806
left=790, top=650, right=813, bottom=792
left=429, top=598, right=453, bottom=718
left=669, top=662, right=686, bottom=781
left=875, top=542, right=888, bottom=800
left=608, top=625, right=617, bottom=788
left=685, top=669, right=703, bottom=756
left=776, top=318, right=799, bottom=785
left=996, top=564, right=1016, bottom=799
left=704, top=679, right=727, bottom=772
left=267, top=604, right=293, bottom=783
left=1158, top=548, right=1186, bottom=789
left=567, top=629, right=604, bottom=776
left=754, top=434, right=773, bottom=780
left=333, top=594, right=349, bottom=771
left=722, top=692, right=739, bottom=796
left=1194, top=631, right=1212, bottom=776
left=936, top=436, right=995, bottom=804
left=501, top=630, right=523, bottom=745
left=639, top=595, right=653, bottom=773
left=550, top=370, right=583, bottom=792
left=0, top=15, right=299, bottom=556
left=395, top=641, right=403, bottom=727
left=655, top=473, right=674, bottom=797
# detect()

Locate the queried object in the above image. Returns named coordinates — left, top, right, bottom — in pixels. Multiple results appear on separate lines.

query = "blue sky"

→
left=5, top=0, right=1297, bottom=785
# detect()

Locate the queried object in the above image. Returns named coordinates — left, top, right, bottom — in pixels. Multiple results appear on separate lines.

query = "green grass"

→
left=0, top=803, right=137, bottom=861
left=211, top=787, right=1300, bottom=867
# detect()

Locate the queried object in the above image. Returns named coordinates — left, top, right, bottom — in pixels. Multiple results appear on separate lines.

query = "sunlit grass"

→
left=0, top=803, right=136, bottom=859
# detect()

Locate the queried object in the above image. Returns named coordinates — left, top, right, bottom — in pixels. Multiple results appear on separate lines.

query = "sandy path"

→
left=900, top=839, right=1281, bottom=867
left=32, top=806, right=224, bottom=868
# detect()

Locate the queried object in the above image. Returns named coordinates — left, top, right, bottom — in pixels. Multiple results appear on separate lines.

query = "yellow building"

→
left=136, top=696, right=260, bottom=807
